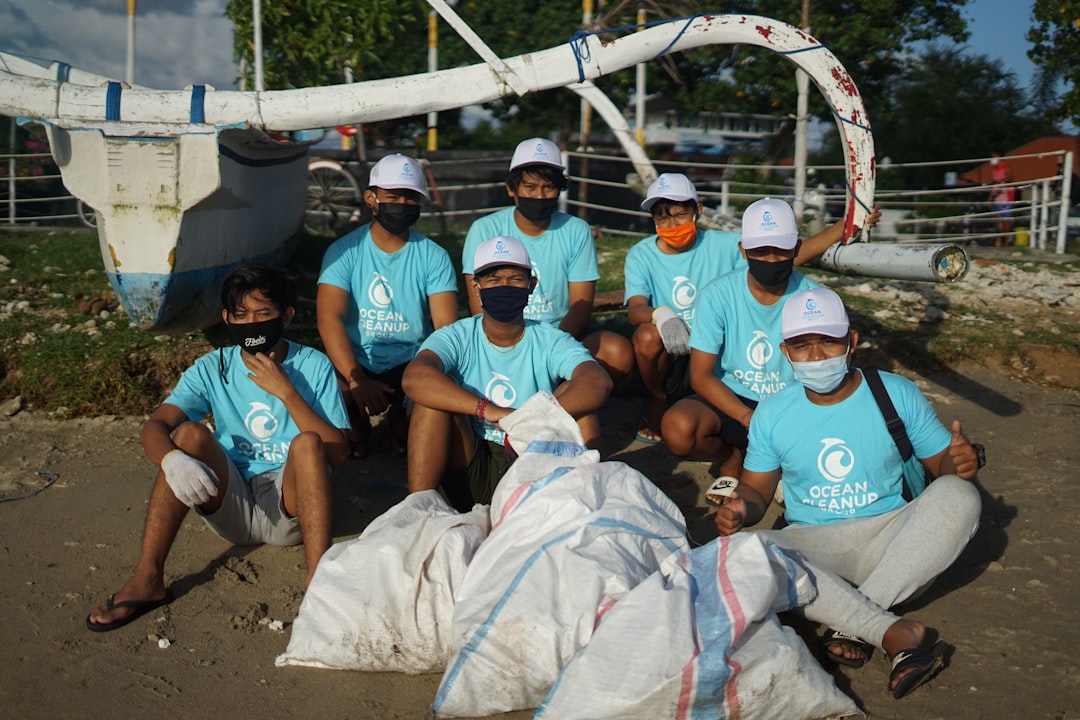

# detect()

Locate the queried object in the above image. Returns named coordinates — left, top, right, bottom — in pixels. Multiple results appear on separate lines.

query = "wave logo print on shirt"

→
left=671, top=276, right=696, bottom=310
left=745, top=330, right=773, bottom=369
left=244, top=401, right=280, bottom=441
left=367, top=272, right=394, bottom=308
left=485, top=372, right=517, bottom=407
left=817, top=438, right=855, bottom=483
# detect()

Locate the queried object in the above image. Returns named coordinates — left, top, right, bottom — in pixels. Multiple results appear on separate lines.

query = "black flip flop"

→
left=823, top=629, right=874, bottom=668
left=890, top=640, right=948, bottom=699
left=85, top=590, right=175, bottom=633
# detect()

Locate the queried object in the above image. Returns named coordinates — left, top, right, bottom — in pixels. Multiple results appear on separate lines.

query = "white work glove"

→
left=161, top=449, right=219, bottom=508
left=652, top=306, right=691, bottom=356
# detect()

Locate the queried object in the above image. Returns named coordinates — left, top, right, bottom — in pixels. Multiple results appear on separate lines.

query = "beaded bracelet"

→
left=476, top=397, right=490, bottom=423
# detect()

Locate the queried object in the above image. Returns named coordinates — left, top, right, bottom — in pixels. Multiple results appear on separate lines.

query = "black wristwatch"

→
left=972, top=443, right=987, bottom=469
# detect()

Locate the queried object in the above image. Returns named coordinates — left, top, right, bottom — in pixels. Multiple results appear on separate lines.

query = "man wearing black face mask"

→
left=318, top=153, right=458, bottom=458
left=662, top=198, right=822, bottom=506
left=86, top=266, right=350, bottom=633
left=403, top=235, right=612, bottom=511
left=460, top=138, right=634, bottom=390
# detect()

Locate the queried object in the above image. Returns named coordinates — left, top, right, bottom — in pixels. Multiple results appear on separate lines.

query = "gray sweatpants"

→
left=758, top=476, right=982, bottom=611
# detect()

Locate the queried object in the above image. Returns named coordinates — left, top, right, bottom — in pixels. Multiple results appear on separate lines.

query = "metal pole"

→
left=6, top=117, right=15, bottom=224
left=427, top=11, right=438, bottom=152
left=578, top=0, right=594, bottom=151
left=635, top=7, right=646, bottom=148
left=1058, top=151, right=1073, bottom=254
left=253, top=0, right=264, bottom=92
left=1039, top=178, right=1051, bottom=250
left=793, top=0, right=810, bottom=219
left=126, top=0, right=137, bottom=85
left=817, top=242, right=970, bottom=283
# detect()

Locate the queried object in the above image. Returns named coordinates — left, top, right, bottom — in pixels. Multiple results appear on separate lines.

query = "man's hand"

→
left=349, top=377, right=395, bottom=417
left=652, top=306, right=691, bottom=356
left=712, top=490, right=747, bottom=536
left=948, top=420, right=980, bottom=480
left=244, top=351, right=296, bottom=400
left=161, top=449, right=218, bottom=507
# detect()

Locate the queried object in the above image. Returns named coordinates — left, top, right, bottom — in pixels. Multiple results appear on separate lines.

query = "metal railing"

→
left=2, top=150, right=84, bottom=226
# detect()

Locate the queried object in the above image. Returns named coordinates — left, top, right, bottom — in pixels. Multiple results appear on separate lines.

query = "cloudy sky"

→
left=1, top=0, right=237, bottom=90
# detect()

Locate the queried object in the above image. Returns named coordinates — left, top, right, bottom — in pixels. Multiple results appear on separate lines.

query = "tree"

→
left=816, top=46, right=1056, bottom=188
left=1028, top=0, right=1080, bottom=126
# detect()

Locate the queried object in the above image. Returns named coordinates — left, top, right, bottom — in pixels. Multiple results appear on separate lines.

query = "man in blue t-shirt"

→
left=661, top=198, right=819, bottom=482
left=404, top=235, right=612, bottom=511
left=318, top=153, right=458, bottom=457
left=86, top=266, right=350, bottom=633
left=625, top=176, right=874, bottom=445
left=461, top=137, right=634, bottom=386
left=714, top=287, right=982, bottom=679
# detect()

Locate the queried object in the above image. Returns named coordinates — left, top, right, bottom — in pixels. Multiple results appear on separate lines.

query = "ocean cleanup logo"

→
left=817, top=438, right=855, bottom=483
left=745, top=330, right=773, bottom=369
left=368, top=272, right=394, bottom=308
left=244, top=402, right=279, bottom=441
left=671, top=276, right=696, bottom=310
left=485, top=372, right=516, bottom=407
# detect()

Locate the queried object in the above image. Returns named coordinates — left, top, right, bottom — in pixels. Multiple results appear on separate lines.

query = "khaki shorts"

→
left=441, top=435, right=514, bottom=512
left=197, top=460, right=302, bottom=547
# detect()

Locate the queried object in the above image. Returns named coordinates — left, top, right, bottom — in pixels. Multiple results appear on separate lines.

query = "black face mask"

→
left=374, top=202, right=421, bottom=235
left=227, top=316, right=285, bottom=355
left=746, top=257, right=795, bottom=288
left=515, top=196, right=558, bottom=223
left=479, top=285, right=531, bottom=323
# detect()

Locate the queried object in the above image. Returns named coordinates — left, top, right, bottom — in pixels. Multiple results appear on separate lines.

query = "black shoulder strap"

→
left=862, top=367, right=913, bottom=461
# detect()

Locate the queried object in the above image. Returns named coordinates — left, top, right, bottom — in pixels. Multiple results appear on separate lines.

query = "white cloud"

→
left=2, top=0, right=238, bottom=90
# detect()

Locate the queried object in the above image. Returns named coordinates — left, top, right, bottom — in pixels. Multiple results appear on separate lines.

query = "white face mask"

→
left=990, top=157, right=1000, bottom=167
left=790, top=353, right=850, bottom=394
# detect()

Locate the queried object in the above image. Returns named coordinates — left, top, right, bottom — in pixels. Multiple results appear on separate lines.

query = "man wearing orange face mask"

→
left=624, top=174, right=874, bottom=446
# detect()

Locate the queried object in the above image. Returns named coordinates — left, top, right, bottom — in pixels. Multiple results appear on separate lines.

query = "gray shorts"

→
left=197, top=460, right=302, bottom=547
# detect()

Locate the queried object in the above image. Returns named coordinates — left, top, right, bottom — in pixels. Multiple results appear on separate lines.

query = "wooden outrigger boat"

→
left=0, top=9, right=966, bottom=333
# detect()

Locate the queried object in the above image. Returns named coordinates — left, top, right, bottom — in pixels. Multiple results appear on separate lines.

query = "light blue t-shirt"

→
left=462, top=207, right=599, bottom=325
left=689, top=270, right=820, bottom=402
left=744, top=370, right=952, bottom=525
left=622, top=229, right=744, bottom=328
left=318, top=224, right=458, bottom=374
left=419, top=315, right=595, bottom=444
left=164, top=342, right=350, bottom=478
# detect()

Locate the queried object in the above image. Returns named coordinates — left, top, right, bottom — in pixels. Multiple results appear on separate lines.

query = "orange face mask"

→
left=657, top=220, right=698, bottom=249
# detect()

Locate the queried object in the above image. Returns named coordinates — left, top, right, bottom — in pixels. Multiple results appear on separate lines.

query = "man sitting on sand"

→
left=403, top=235, right=612, bottom=511
left=713, top=287, right=982, bottom=685
left=86, top=265, right=350, bottom=632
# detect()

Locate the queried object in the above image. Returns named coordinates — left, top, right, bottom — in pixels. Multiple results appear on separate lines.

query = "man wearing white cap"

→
left=403, top=235, right=612, bottom=510
left=626, top=175, right=877, bottom=445
left=460, top=137, right=634, bottom=387
left=660, top=197, right=820, bottom=483
left=317, top=153, right=459, bottom=457
left=714, top=287, right=982, bottom=689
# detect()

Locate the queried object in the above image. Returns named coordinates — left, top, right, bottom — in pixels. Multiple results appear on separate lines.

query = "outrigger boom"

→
left=0, top=12, right=964, bottom=332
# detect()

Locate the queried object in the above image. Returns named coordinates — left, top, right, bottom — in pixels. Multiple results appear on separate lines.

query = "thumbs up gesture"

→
left=948, top=420, right=980, bottom=480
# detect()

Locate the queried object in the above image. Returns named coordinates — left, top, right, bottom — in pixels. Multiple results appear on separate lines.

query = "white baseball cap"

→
left=782, top=288, right=850, bottom=340
left=368, top=153, right=430, bottom=199
left=641, top=173, right=699, bottom=210
left=473, top=235, right=533, bottom=275
left=509, top=137, right=566, bottom=173
left=741, top=197, right=798, bottom=250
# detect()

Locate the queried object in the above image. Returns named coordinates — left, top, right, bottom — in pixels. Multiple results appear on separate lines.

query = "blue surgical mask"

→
left=790, top=353, right=850, bottom=394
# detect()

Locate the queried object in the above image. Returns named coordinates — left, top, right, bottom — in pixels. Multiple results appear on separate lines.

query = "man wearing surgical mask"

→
left=461, top=138, right=634, bottom=391
left=318, top=153, right=458, bottom=458
left=87, top=266, right=350, bottom=633
left=713, top=287, right=982, bottom=688
left=404, top=235, right=612, bottom=511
